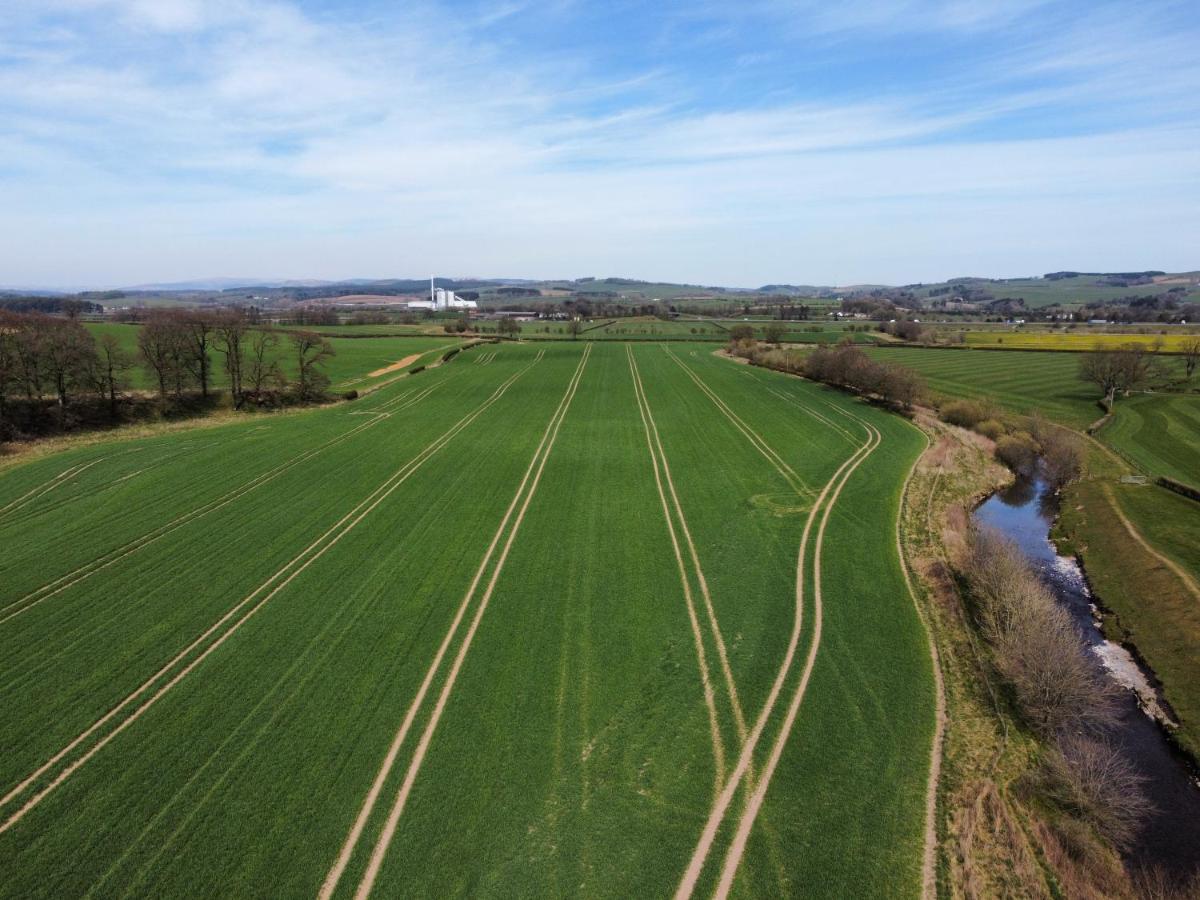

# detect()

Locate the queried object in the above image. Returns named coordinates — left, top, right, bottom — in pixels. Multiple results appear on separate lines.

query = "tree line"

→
left=0, top=309, right=333, bottom=443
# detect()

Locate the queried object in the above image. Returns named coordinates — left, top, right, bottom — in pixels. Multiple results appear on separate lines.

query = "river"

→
left=975, top=474, right=1200, bottom=880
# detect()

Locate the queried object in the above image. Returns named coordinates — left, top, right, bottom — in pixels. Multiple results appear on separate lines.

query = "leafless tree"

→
left=1078, top=345, right=1154, bottom=405
left=1182, top=337, right=1200, bottom=381
left=138, top=314, right=186, bottom=399
left=247, top=328, right=283, bottom=398
left=291, top=330, right=334, bottom=400
left=94, top=333, right=135, bottom=418
left=214, top=309, right=249, bottom=408
left=964, top=528, right=1119, bottom=735
left=1042, top=733, right=1152, bottom=849
left=1039, top=427, right=1085, bottom=489
left=179, top=310, right=217, bottom=399
left=41, top=317, right=96, bottom=410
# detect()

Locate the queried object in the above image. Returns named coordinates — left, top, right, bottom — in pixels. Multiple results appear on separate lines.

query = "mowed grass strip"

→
left=1102, top=393, right=1200, bottom=486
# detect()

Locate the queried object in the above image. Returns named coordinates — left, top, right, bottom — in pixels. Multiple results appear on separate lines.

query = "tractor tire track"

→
left=0, top=363, right=537, bottom=835
left=0, top=383, right=442, bottom=628
left=663, top=347, right=811, bottom=497
left=320, top=344, right=589, bottom=900
left=673, top=406, right=880, bottom=900
left=627, top=345, right=746, bottom=792
left=709, top=418, right=881, bottom=899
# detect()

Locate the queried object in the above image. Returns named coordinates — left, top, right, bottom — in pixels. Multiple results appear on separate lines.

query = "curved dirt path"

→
left=0, top=367, right=536, bottom=835
left=1102, top=483, right=1200, bottom=601
left=673, top=404, right=877, bottom=899
left=707, top=418, right=883, bottom=899
left=896, top=428, right=944, bottom=900
left=320, top=345, right=591, bottom=900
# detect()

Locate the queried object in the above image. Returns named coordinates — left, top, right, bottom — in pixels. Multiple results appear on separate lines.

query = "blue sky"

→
left=1, top=0, right=1198, bottom=288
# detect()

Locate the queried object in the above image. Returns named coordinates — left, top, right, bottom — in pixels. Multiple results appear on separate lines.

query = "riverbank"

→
left=977, top=475, right=1200, bottom=882
left=897, top=413, right=1184, bottom=897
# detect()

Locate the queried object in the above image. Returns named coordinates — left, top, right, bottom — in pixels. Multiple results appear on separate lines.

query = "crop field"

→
left=82, top=323, right=466, bottom=392
left=865, top=346, right=1107, bottom=428
left=959, top=330, right=1200, bottom=353
left=552, top=318, right=877, bottom=343
left=0, top=341, right=933, bottom=897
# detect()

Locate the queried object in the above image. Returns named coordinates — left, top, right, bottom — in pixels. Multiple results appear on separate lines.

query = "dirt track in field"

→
left=320, top=345, right=590, bottom=900
left=671, top=377, right=880, bottom=899
left=0, top=367, right=537, bottom=836
left=627, top=345, right=736, bottom=793
left=366, top=355, right=421, bottom=378
left=1103, top=483, right=1200, bottom=602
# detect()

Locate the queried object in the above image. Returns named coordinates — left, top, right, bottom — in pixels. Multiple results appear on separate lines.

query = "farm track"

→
left=674, top=394, right=881, bottom=899
left=0, top=383, right=441, bottom=627
left=627, top=345, right=745, bottom=796
left=322, top=344, right=591, bottom=900
left=0, top=457, right=108, bottom=521
left=0, top=362, right=538, bottom=835
left=663, top=347, right=812, bottom=497
left=0, top=441, right=225, bottom=532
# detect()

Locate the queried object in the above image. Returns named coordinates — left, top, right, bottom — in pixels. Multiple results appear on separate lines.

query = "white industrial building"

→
left=406, top=277, right=478, bottom=312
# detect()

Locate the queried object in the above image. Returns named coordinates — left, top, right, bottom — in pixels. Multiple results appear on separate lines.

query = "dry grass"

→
left=899, top=412, right=1147, bottom=899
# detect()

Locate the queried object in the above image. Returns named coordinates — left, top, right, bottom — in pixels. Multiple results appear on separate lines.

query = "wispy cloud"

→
left=0, top=0, right=1197, bottom=286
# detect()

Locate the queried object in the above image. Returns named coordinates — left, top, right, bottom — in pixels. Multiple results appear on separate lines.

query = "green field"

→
left=1101, top=393, right=1200, bottom=486
left=0, top=342, right=932, bottom=897
left=866, top=346, right=1107, bottom=428
left=83, top=323, right=466, bottom=393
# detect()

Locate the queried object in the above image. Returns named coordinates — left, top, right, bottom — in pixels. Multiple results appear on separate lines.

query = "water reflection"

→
left=975, top=475, right=1200, bottom=880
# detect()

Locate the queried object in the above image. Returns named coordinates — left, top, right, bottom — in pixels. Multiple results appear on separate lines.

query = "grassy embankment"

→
left=867, top=344, right=1200, bottom=758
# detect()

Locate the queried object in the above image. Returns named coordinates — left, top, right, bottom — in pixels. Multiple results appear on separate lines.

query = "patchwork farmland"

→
left=0, top=341, right=933, bottom=898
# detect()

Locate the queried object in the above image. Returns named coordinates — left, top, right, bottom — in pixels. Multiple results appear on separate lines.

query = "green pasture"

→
left=1101, top=393, right=1200, bottom=486
left=82, top=323, right=463, bottom=393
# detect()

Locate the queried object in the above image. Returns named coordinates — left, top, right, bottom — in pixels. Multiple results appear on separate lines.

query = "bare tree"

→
left=214, top=310, right=249, bottom=408
left=138, top=314, right=183, bottom=399
left=1078, top=345, right=1154, bottom=405
left=247, top=328, right=283, bottom=398
left=94, top=333, right=135, bottom=418
left=179, top=310, right=216, bottom=399
left=0, top=312, right=18, bottom=437
left=1183, top=337, right=1200, bottom=381
left=291, top=331, right=334, bottom=400
left=1039, top=428, right=1085, bottom=489
left=1042, top=734, right=1152, bottom=849
left=964, top=527, right=1119, bottom=735
left=41, top=317, right=97, bottom=410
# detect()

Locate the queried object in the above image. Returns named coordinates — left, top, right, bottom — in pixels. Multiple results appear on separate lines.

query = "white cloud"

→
left=0, top=0, right=1197, bottom=285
